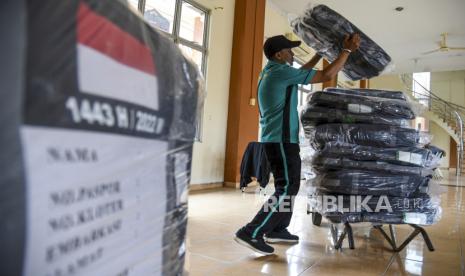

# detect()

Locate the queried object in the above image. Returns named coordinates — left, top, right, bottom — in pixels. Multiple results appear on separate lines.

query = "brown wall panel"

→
left=224, top=0, right=265, bottom=185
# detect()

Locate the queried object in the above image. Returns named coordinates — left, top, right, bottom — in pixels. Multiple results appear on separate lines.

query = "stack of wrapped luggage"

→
left=301, top=88, right=443, bottom=225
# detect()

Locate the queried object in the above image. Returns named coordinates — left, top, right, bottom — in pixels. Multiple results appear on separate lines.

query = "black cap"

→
left=263, top=35, right=301, bottom=59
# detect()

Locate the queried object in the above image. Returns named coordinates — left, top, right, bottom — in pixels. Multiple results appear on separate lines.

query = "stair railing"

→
left=400, top=74, right=464, bottom=176
left=454, top=111, right=464, bottom=176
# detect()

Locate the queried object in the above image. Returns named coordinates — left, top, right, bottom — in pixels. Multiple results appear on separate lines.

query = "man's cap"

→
left=263, top=35, right=301, bottom=59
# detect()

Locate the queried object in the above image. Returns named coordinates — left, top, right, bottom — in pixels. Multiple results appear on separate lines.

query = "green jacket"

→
left=258, top=60, right=316, bottom=143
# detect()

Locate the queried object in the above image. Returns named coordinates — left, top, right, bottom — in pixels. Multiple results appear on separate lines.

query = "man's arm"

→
left=310, top=34, right=360, bottom=84
left=300, top=53, right=322, bottom=70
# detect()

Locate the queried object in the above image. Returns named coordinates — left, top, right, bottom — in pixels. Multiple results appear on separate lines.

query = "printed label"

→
left=397, top=151, right=423, bottom=165
left=22, top=126, right=168, bottom=276
left=403, top=213, right=428, bottom=225
left=347, top=104, right=372, bottom=114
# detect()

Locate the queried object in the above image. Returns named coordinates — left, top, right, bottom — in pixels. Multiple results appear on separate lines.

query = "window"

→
left=292, top=61, right=314, bottom=107
left=144, top=0, right=176, bottom=33
left=179, top=2, right=206, bottom=46
left=412, top=72, right=431, bottom=132
left=412, top=72, right=431, bottom=107
left=131, top=0, right=209, bottom=141
left=131, top=0, right=209, bottom=75
left=292, top=61, right=315, bottom=146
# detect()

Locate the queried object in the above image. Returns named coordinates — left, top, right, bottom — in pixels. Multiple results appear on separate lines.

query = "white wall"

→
left=430, top=70, right=465, bottom=106
left=264, top=1, right=323, bottom=92
left=190, top=0, right=235, bottom=185
left=428, top=70, right=465, bottom=169
left=264, top=2, right=295, bottom=46
left=369, top=74, right=405, bottom=92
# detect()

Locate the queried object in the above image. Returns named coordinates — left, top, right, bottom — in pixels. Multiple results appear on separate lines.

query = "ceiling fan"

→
left=422, top=33, right=465, bottom=55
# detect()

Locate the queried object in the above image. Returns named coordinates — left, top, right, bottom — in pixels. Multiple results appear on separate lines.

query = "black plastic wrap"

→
left=324, top=88, right=407, bottom=101
left=300, top=105, right=411, bottom=127
left=317, top=142, right=438, bottom=168
left=0, top=1, right=204, bottom=275
left=311, top=170, right=430, bottom=197
left=312, top=156, right=433, bottom=177
left=308, top=124, right=422, bottom=149
left=315, top=193, right=439, bottom=213
left=291, top=4, right=392, bottom=80
left=300, top=141, right=317, bottom=180
left=308, top=91, right=416, bottom=119
left=324, top=209, right=441, bottom=225
left=426, top=144, right=446, bottom=158
left=307, top=184, right=443, bottom=225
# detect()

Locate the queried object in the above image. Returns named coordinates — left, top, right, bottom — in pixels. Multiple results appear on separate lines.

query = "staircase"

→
left=400, top=74, right=464, bottom=175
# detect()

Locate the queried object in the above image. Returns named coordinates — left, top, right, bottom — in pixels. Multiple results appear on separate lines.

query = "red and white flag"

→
left=77, top=2, right=159, bottom=110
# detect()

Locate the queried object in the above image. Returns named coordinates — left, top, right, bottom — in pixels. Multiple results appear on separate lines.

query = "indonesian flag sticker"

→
left=76, top=2, right=159, bottom=110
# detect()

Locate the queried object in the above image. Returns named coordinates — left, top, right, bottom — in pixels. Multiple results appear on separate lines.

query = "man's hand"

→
left=343, top=33, right=361, bottom=52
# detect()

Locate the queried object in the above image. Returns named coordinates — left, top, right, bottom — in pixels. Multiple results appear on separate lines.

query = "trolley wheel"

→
left=312, top=212, right=322, bottom=226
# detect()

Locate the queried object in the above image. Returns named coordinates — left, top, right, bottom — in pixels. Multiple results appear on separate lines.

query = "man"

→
left=234, top=34, right=361, bottom=255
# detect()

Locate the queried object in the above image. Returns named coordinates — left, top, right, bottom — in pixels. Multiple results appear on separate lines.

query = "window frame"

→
left=135, top=0, right=210, bottom=75
left=412, top=72, right=431, bottom=132
left=292, top=58, right=314, bottom=107
left=133, top=0, right=209, bottom=141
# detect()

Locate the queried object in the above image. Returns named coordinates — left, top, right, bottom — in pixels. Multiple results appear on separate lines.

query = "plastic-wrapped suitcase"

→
left=314, top=193, right=440, bottom=213
left=317, top=142, right=438, bottom=168
left=308, top=191, right=442, bottom=225
left=308, top=124, right=422, bottom=149
left=312, top=156, right=433, bottom=177
left=301, top=105, right=411, bottom=127
left=311, top=170, right=430, bottom=197
left=324, top=88, right=407, bottom=101
left=291, top=4, right=392, bottom=80
left=323, top=209, right=441, bottom=225
left=309, top=91, right=416, bottom=119
left=0, top=1, right=203, bottom=275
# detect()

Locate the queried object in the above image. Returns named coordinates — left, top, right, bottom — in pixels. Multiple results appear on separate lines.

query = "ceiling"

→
left=268, top=0, right=465, bottom=74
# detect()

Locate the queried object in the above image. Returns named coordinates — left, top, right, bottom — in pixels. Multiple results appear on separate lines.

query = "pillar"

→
left=360, top=79, right=370, bottom=88
left=224, top=0, right=265, bottom=187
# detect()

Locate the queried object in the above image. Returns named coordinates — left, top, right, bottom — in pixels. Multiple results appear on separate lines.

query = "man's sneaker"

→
left=265, top=229, right=299, bottom=243
left=234, top=228, right=274, bottom=255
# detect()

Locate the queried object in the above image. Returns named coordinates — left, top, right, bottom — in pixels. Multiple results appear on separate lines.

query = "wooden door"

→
left=450, top=137, right=457, bottom=169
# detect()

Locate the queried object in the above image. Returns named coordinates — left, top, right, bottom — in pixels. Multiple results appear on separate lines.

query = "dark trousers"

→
left=244, top=143, right=301, bottom=238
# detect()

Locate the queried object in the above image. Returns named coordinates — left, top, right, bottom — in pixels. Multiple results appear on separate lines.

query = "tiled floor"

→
left=184, top=172, right=465, bottom=275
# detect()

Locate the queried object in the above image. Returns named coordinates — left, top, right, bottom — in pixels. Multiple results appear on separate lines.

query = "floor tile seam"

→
left=188, top=252, right=235, bottom=265
left=283, top=251, right=326, bottom=262
left=295, top=254, right=326, bottom=276
left=380, top=253, right=399, bottom=276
